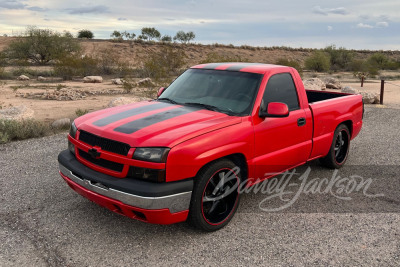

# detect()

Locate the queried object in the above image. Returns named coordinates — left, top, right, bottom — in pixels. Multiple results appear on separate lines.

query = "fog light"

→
left=68, top=140, right=75, bottom=155
left=128, top=167, right=166, bottom=182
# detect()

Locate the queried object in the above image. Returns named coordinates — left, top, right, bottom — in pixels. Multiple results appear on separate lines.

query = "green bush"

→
left=110, top=30, right=123, bottom=42
left=122, top=80, right=134, bottom=93
left=12, top=67, right=54, bottom=77
left=0, top=51, right=6, bottom=66
left=54, top=55, right=99, bottom=80
left=75, top=108, right=89, bottom=117
left=324, top=45, right=354, bottom=71
left=78, top=29, right=94, bottom=39
left=141, top=27, right=161, bottom=41
left=5, top=26, right=80, bottom=65
left=96, top=49, right=128, bottom=75
left=200, top=52, right=248, bottom=64
left=367, top=53, right=389, bottom=70
left=142, top=47, right=186, bottom=80
left=348, top=59, right=379, bottom=77
left=161, top=35, right=172, bottom=42
left=275, top=58, right=303, bottom=76
left=0, top=67, right=12, bottom=80
left=0, top=119, right=51, bottom=143
left=173, top=31, right=195, bottom=44
left=305, top=51, right=331, bottom=72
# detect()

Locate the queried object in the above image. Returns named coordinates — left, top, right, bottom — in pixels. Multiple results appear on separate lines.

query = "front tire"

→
left=188, top=159, right=241, bottom=231
left=320, top=124, right=350, bottom=169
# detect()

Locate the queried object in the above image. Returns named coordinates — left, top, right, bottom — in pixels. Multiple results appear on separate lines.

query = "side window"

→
left=262, top=73, right=300, bottom=111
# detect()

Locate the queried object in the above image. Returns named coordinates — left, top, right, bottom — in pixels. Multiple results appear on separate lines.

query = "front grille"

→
left=78, top=149, right=124, bottom=172
left=79, top=130, right=130, bottom=156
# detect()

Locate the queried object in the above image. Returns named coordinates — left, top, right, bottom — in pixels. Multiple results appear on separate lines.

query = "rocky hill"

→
left=1, top=37, right=400, bottom=68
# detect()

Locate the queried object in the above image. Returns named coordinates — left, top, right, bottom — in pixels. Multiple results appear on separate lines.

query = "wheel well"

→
left=341, top=120, right=353, bottom=137
left=196, top=153, right=248, bottom=182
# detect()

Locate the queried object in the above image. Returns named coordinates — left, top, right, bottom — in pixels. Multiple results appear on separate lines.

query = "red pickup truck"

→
left=58, top=63, right=363, bottom=231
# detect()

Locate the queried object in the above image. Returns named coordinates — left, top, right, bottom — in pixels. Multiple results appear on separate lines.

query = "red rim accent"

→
left=200, top=167, right=240, bottom=226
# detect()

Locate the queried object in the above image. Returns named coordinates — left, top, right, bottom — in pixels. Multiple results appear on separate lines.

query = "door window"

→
left=262, top=73, right=300, bottom=111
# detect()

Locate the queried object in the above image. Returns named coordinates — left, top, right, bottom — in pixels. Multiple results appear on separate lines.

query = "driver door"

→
left=253, top=72, right=311, bottom=180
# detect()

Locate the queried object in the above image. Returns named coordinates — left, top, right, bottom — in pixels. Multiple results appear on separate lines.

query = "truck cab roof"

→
left=191, top=62, right=290, bottom=74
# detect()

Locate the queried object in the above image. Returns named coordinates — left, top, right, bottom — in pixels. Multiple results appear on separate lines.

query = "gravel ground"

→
left=0, top=105, right=399, bottom=266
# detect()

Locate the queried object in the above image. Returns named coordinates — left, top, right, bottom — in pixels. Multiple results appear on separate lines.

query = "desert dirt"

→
left=1, top=74, right=399, bottom=123
left=0, top=78, right=158, bottom=122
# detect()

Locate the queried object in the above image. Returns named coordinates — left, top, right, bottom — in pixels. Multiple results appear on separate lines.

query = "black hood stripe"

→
left=201, top=63, right=228, bottom=69
left=114, top=107, right=195, bottom=134
left=93, top=102, right=172, bottom=127
left=224, top=63, right=263, bottom=71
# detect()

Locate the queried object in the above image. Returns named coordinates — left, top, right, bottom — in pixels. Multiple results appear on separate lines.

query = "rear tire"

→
left=320, top=124, right=350, bottom=169
left=188, top=159, right=241, bottom=231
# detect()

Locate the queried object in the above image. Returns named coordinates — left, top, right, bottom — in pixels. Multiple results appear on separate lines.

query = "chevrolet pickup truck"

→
left=58, top=63, right=363, bottom=231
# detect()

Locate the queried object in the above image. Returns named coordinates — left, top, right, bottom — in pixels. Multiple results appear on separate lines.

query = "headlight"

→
left=69, top=121, right=77, bottom=138
left=68, top=122, right=77, bottom=155
left=133, top=147, right=170, bottom=163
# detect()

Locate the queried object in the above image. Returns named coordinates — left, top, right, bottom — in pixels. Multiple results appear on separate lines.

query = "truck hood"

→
left=75, top=101, right=242, bottom=147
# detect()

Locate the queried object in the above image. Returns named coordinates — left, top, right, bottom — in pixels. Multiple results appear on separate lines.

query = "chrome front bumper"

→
left=59, top=163, right=192, bottom=213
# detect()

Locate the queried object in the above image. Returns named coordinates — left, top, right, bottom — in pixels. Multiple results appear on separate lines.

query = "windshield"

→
left=158, top=69, right=262, bottom=116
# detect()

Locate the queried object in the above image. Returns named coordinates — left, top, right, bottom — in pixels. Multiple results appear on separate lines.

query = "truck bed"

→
left=306, top=90, right=349, bottom=104
left=306, top=90, right=363, bottom=160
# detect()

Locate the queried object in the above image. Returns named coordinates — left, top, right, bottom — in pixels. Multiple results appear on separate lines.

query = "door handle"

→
left=297, top=117, right=306, bottom=126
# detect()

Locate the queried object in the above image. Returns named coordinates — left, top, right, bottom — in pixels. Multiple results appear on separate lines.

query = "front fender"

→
left=165, top=118, right=254, bottom=182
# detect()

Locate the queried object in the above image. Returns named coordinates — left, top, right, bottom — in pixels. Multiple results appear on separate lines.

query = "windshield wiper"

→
left=157, top=98, right=180, bottom=105
left=184, top=102, right=235, bottom=115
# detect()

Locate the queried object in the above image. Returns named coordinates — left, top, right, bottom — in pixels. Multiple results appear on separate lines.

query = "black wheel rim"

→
left=201, top=168, right=239, bottom=225
left=334, top=130, right=349, bottom=164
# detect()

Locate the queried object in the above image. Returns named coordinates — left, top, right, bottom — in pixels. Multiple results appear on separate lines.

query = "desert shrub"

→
left=75, top=108, right=89, bottom=117
left=385, top=60, right=400, bottom=70
left=54, top=55, right=99, bottom=80
left=324, top=45, right=354, bottom=71
left=0, top=51, right=6, bottom=66
left=141, top=27, right=161, bottom=41
left=0, top=67, right=12, bottom=80
left=0, top=119, right=51, bottom=143
left=142, top=47, right=186, bottom=80
left=200, top=52, right=248, bottom=64
left=121, top=31, right=136, bottom=40
left=78, top=29, right=94, bottom=39
left=173, top=31, right=195, bottom=44
left=110, top=30, right=123, bottom=42
left=275, top=58, right=303, bottom=76
left=93, top=49, right=134, bottom=76
left=161, top=35, right=172, bottom=42
left=96, top=49, right=130, bottom=75
left=305, top=51, right=331, bottom=72
left=367, top=53, right=389, bottom=70
left=12, top=67, right=54, bottom=77
left=5, top=26, right=80, bottom=65
left=348, top=59, right=379, bottom=77
left=122, top=80, right=134, bottom=93
left=367, top=53, right=399, bottom=70
left=0, top=68, right=6, bottom=79
left=56, top=84, right=66, bottom=90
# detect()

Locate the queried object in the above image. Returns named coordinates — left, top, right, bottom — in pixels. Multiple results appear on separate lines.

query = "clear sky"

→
left=0, top=0, right=399, bottom=50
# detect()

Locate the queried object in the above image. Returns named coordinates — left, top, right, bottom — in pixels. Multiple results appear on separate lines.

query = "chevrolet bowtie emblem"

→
left=88, top=148, right=101, bottom=159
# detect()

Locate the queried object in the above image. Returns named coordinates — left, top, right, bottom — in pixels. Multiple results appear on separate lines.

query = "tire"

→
left=188, top=159, right=241, bottom=231
left=320, top=124, right=350, bottom=169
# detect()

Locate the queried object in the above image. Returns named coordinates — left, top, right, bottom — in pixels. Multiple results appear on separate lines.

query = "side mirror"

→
left=259, top=101, right=289, bottom=118
left=157, top=87, right=166, bottom=98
